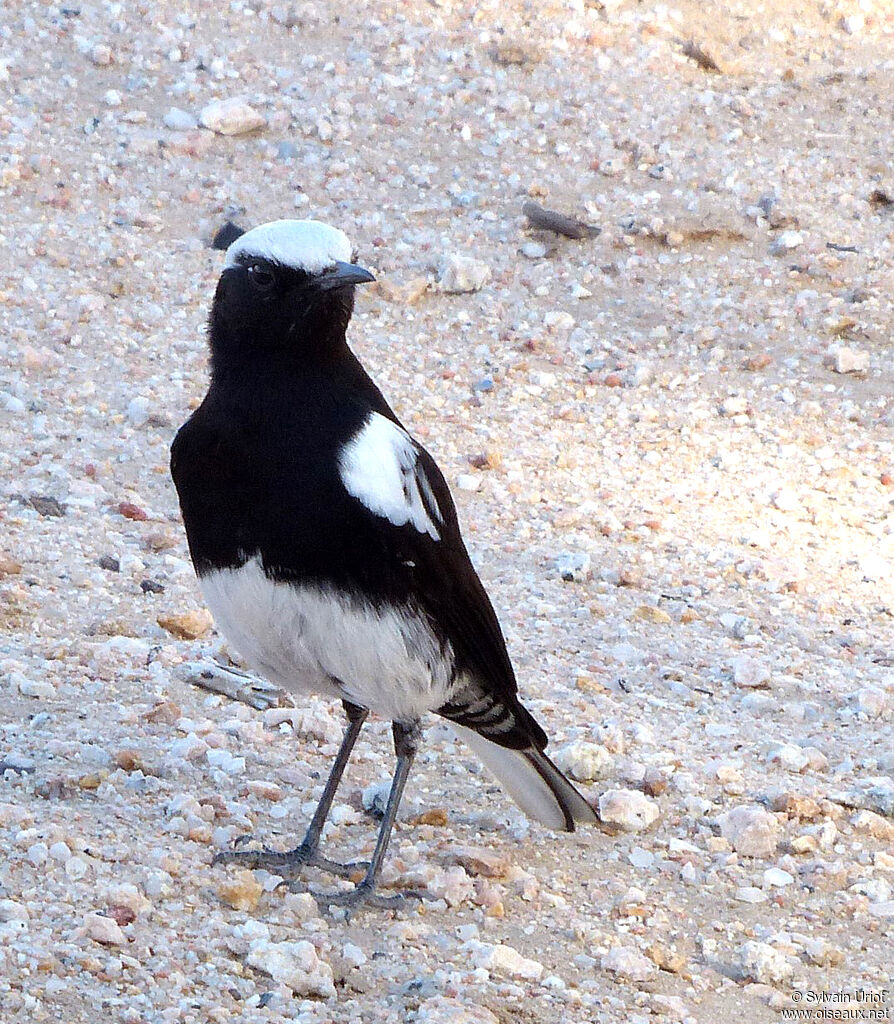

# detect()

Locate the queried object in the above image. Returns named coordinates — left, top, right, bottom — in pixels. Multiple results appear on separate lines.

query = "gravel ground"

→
left=2, top=1, right=893, bottom=1022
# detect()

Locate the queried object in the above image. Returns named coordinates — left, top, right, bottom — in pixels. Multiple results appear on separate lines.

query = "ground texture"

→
left=1, top=1, right=893, bottom=1022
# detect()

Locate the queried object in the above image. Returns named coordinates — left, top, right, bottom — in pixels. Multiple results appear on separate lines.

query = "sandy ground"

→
left=1, top=1, right=893, bottom=1022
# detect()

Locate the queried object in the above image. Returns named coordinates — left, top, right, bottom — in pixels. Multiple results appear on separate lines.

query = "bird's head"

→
left=209, top=219, right=375, bottom=361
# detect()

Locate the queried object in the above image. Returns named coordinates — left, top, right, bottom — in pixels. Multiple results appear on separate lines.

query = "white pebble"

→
left=719, top=805, right=780, bottom=857
left=200, top=97, right=266, bottom=136
left=246, top=939, right=335, bottom=997
left=763, top=867, right=794, bottom=888
left=438, top=254, right=491, bottom=294
left=598, top=789, right=659, bottom=832
left=601, top=945, right=657, bottom=982
left=163, top=107, right=198, bottom=131
left=473, top=942, right=544, bottom=980
left=738, top=940, right=793, bottom=985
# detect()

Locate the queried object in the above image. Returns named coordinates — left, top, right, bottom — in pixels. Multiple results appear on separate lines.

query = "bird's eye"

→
left=247, top=263, right=276, bottom=291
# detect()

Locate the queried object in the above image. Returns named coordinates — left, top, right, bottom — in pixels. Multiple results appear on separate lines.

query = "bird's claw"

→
left=308, top=882, right=424, bottom=918
left=213, top=841, right=366, bottom=879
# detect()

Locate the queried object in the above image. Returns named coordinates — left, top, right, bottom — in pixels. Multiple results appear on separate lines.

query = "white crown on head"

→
left=225, top=219, right=353, bottom=275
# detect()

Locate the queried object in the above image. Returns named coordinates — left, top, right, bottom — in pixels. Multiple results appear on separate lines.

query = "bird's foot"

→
left=213, top=837, right=368, bottom=880
left=307, top=879, right=424, bottom=917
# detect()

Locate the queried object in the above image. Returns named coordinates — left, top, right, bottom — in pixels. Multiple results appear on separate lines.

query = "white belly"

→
left=199, top=557, right=457, bottom=723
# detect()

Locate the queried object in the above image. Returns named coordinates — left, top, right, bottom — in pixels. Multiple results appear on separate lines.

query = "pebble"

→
left=82, top=912, right=127, bottom=946
left=472, top=943, right=544, bottom=981
left=763, top=867, right=794, bottom=888
left=719, top=805, right=780, bottom=857
left=456, top=474, right=482, bottom=492
left=16, top=674, right=57, bottom=699
left=832, top=346, right=870, bottom=374
left=766, top=743, right=809, bottom=773
left=855, top=686, right=889, bottom=718
left=438, top=255, right=491, bottom=293
left=199, top=97, right=266, bottom=136
left=450, top=846, right=511, bottom=878
left=217, top=870, right=263, bottom=912
left=770, top=230, right=803, bottom=254
left=553, top=741, right=612, bottom=782
left=163, top=107, right=199, bottom=131
left=246, top=938, right=336, bottom=998
left=600, top=946, right=657, bottom=982
left=555, top=551, right=591, bottom=582
left=732, top=655, right=769, bottom=688
left=735, top=886, right=768, bottom=903
left=598, top=790, right=660, bottom=832
left=521, top=241, right=547, bottom=259
left=738, top=940, right=793, bottom=986
left=157, top=609, right=213, bottom=640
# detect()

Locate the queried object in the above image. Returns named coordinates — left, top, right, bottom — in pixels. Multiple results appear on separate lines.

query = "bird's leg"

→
left=215, top=701, right=369, bottom=879
left=310, top=719, right=424, bottom=912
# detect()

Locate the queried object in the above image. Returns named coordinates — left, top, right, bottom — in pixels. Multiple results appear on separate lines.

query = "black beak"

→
left=315, top=261, right=376, bottom=291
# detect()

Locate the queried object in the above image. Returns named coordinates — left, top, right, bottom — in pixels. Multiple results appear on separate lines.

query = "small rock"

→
left=126, top=397, right=151, bottom=426
left=598, top=789, right=659, bottom=832
left=473, top=943, right=544, bottom=981
left=852, top=810, right=894, bottom=841
left=735, top=886, right=768, bottom=903
left=555, top=551, right=591, bottom=582
left=553, top=741, right=612, bottom=782
left=720, top=396, right=749, bottom=417
left=521, top=241, right=547, bottom=259
left=544, top=310, right=575, bottom=331
left=17, top=675, right=57, bottom=699
left=732, top=655, right=769, bottom=688
left=634, top=605, right=672, bottom=625
left=217, top=870, right=263, bottom=912
left=157, top=609, right=213, bottom=640
left=738, top=940, right=793, bottom=986
left=89, top=43, right=113, bottom=67
left=118, top=501, right=149, bottom=521
left=770, top=230, right=803, bottom=254
left=456, top=474, right=482, bottom=492
left=0, top=554, right=23, bottom=577
left=601, top=946, right=657, bottom=983
left=247, top=939, right=336, bottom=998
left=450, top=847, right=511, bottom=878
left=200, top=97, right=266, bottom=136
left=804, top=938, right=845, bottom=966
left=855, top=686, right=888, bottom=718
left=438, top=254, right=491, bottom=293
left=163, top=107, right=198, bottom=131
left=763, top=867, right=794, bottom=888
left=766, top=743, right=809, bottom=773
left=832, top=346, right=870, bottom=374
left=98, top=555, right=120, bottom=572
left=414, top=996, right=499, bottom=1024
left=144, top=699, right=181, bottom=724
left=362, top=779, right=391, bottom=817
left=83, top=912, right=127, bottom=946
left=645, top=942, right=687, bottom=974
left=29, top=495, right=66, bottom=518
left=719, top=805, right=780, bottom=857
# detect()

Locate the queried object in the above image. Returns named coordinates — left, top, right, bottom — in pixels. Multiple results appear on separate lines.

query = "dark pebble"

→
left=99, top=555, right=120, bottom=572
left=140, top=579, right=165, bottom=594
left=29, top=495, right=66, bottom=518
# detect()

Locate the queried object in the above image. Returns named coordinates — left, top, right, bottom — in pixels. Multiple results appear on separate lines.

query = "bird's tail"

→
left=449, top=722, right=598, bottom=831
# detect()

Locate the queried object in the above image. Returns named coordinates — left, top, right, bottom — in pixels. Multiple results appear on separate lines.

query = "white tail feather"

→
left=450, top=724, right=598, bottom=831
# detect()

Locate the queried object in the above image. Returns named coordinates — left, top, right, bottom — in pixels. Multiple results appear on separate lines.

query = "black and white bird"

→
left=171, top=219, right=597, bottom=909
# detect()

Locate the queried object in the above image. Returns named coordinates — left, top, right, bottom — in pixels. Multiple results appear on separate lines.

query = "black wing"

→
left=349, top=430, right=548, bottom=751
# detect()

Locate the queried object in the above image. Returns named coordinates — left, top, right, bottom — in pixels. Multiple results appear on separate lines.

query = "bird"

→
left=170, top=218, right=597, bottom=910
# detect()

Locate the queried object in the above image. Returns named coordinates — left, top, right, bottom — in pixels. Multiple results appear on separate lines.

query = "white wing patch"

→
left=339, top=412, right=442, bottom=540
left=224, top=219, right=352, bottom=275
